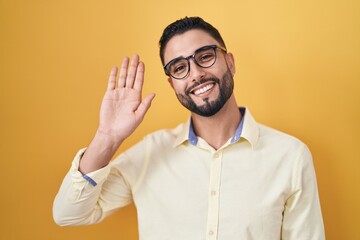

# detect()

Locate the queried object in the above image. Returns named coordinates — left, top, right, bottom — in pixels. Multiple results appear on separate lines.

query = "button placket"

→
left=206, top=151, right=223, bottom=239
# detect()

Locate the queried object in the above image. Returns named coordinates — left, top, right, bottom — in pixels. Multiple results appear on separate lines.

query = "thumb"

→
left=135, top=93, right=156, bottom=119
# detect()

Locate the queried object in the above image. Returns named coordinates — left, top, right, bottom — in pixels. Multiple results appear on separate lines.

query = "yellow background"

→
left=1, top=0, right=359, bottom=239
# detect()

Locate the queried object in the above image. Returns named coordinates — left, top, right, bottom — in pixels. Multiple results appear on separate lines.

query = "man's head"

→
left=160, top=17, right=236, bottom=117
left=159, top=17, right=226, bottom=65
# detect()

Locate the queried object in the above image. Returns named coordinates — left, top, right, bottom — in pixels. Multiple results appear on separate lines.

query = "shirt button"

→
left=209, top=230, right=214, bottom=236
left=211, top=190, right=217, bottom=196
left=214, top=153, right=219, bottom=158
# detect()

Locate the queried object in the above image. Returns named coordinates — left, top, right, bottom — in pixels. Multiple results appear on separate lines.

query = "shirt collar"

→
left=230, top=107, right=245, bottom=143
left=188, top=122, right=198, bottom=145
left=173, top=107, right=259, bottom=148
left=173, top=119, right=191, bottom=147
left=239, top=107, right=259, bottom=148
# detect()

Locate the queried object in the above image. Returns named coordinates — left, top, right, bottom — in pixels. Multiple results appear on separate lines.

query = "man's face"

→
left=163, top=29, right=236, bottom=117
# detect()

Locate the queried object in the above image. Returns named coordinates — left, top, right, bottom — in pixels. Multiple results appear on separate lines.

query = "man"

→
left=53, top=17, right=325, bottom=239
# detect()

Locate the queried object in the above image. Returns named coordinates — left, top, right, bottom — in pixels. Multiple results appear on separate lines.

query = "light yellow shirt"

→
left=53, top=108, right=325, bottom=239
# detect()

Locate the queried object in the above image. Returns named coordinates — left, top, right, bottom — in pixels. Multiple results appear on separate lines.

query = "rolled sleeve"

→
left=70, top=148, right=111, bottom=186
left=53, top=148, right=132, bottom=226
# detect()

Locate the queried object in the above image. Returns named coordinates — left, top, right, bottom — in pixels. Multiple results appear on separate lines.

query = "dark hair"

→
left=159, top=16, right=226, bottom=65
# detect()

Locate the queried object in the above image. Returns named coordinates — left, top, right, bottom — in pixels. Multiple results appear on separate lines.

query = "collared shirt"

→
left=53, top=108, right=325, bottom=240
left=188, top=108, right=245, bottom=146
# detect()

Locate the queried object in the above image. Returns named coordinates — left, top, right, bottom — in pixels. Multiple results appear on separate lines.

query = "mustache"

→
left=185, top=77, right=220, bottom=95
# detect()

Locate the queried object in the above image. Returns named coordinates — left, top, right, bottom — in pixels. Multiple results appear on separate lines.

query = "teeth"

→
left=194, top=84, right=214, bottom=95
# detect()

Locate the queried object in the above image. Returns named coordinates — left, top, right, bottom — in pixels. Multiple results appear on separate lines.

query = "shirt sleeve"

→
left=281, top=144, right=326, bottom=239
left=53, top=148, right=133, bottom=226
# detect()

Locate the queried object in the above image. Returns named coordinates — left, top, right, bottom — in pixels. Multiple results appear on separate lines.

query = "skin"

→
left=164, top=29, right=241, bottom=149
left=79, top=29, right=241, bottom=174
left=79, top=55, right=155, bottom=174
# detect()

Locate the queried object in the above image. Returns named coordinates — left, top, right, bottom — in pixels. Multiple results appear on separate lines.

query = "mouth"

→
left=192, top=83, right=215, bottom=96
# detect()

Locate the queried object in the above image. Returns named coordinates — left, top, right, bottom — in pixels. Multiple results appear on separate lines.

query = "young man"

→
left=53, top=17, right=325, bottom=239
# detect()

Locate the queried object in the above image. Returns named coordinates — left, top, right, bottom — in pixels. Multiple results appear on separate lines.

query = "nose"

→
left=188, top=58, right=205, bottom=82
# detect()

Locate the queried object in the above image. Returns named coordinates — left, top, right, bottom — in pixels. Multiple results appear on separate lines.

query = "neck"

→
left=190, top=95, right=241, bottom=150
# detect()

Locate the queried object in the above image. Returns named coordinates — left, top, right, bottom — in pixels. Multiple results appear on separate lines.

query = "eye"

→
left=197, top=51, right=215, bottom=63
left=171, top=62, right=187, bottom=74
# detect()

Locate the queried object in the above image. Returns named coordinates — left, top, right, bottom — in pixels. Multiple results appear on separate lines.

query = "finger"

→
left=135, top=93, right=156, bottom=120
left=125, top=54, right=140, bottom=88
left=133, top=61, right=145, bottom=92
left=107, top=67, right=118, bottom=90
left=118, top=57, right=129, bottom=88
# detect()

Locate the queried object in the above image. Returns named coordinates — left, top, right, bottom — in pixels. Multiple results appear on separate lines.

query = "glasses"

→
left=163, top=45, right=227, bottom=80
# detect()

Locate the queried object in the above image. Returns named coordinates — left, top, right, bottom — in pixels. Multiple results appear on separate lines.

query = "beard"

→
left=175, top=69, right=234, bottom=117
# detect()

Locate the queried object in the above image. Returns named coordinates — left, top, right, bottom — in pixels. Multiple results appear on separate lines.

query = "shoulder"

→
left=110, top=122, right=187, bottom=186
left=257, top=123, right=310, bottom=154
left=144, top=122, right=186, bottom=146
left=254, top=124, right=314, bottom=179
left=123, top=122, right=187, bottom=155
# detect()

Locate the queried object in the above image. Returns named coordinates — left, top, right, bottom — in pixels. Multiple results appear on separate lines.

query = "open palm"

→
left=98, top=55, right=155, bottom=144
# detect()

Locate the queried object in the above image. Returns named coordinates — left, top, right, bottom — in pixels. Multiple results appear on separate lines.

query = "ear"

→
left=225, top=52, right=236, bottom=76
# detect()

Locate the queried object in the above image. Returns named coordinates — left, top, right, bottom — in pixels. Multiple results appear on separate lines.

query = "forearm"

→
left=53, top=149, right=112, bottom=226
left=79, top=130, right=124, bottom=174
left=53, top=174, right=101, bottom=226
left=53, top=148, right=133, bottom=226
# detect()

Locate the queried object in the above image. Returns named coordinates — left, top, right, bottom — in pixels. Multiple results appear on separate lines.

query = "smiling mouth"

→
left=192, top=83, right=215, bottom=95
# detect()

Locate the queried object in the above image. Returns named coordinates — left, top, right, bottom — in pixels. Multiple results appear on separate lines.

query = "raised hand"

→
left=79, top=55, right=155, bottom=173
left=98, top=55, right=155, bottom=144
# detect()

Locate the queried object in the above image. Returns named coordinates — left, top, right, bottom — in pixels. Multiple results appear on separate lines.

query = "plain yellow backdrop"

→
left=1, top=0, right=359, bottom=239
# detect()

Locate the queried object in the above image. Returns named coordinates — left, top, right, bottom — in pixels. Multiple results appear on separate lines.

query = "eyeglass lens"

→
left=167, top=46, right=217, bottom=79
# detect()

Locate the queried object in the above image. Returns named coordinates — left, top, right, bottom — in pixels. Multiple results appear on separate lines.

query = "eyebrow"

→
left=169, top=57, right=184, bottom=65
left=166, top=45, right=216, bottom=67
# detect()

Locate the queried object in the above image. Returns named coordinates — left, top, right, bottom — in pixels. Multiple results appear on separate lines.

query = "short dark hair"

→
left=159, top=16, right=226, bottom=65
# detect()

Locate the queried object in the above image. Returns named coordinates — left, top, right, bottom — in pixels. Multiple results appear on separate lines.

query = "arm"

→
left=53, top=55, right=155, bottom=226
left=282, top=145, right=325, bottom=239
left=80, top=55, right=155, bottom=174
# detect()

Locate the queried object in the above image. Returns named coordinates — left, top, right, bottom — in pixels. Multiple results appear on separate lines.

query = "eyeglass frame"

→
left=163, top=44, right=227, bottom=80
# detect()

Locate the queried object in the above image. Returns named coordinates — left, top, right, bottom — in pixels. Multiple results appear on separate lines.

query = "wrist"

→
left=95, top=128, right=125, bottom=149
left=78, top=130, right=123, bottom=174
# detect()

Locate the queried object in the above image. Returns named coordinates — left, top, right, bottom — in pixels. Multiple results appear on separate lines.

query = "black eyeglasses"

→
left=163, top=45, right=227, bottom=80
